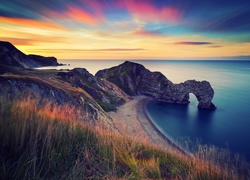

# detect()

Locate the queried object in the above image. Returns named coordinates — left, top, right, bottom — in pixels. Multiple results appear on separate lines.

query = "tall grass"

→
left=0, top=99, right=249, bottom=179
left=177, top=137, right=250, bottom=179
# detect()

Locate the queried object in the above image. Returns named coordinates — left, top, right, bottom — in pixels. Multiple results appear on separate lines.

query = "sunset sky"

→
left=1, top=0, right=250, bottom=60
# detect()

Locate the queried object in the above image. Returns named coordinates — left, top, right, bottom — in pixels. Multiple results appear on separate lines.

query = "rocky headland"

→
left=0, top=41, right=60, bottom=68
left=96, top=61, right=216, bottom=110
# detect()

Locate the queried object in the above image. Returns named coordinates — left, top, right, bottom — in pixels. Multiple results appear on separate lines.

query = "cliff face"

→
left=96, top=61, right=216, bottom=110
left=0, top=66, right=122, bottom=131
left=57, top=68, right=130, bottom=111
left=0, top=41, right=59, bottom=68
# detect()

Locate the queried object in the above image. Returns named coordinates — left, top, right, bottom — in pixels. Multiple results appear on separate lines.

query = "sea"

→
left=38, top=60, right=250, bottom=161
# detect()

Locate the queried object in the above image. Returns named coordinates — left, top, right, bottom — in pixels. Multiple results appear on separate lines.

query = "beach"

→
left=108, top=96, right=173, bottom=149
left=108, top=96, right=192, bottom=156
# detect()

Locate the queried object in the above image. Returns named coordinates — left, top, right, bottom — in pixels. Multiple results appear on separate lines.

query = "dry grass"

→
left=0, top=98, right=249, bottom=179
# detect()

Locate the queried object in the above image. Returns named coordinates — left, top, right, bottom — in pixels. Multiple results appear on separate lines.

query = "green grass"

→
left=96, top=100, right=117, bottom=111
left=0, top=99, right=249, bottom=179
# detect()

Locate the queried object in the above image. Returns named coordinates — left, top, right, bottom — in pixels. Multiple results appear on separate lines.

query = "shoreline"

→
left=142, top=99, right=191, bottom=156
left=108, top=96, right=191, bottom=156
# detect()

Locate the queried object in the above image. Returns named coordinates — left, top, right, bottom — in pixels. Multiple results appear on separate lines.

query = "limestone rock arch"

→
left=172, top=80, right=216, bottom=110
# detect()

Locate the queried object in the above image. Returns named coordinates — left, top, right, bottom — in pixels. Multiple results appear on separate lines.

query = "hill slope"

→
left=0, top=100, right=248, bottom=179
left=0, top=41, right=59, bottom=68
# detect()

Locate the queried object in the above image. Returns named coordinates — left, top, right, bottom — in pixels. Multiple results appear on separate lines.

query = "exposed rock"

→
left=166, top=80, right=216, bottom=110
left=0, top=41, right=60, bottom=68
left=57, top=68, right=131, bottom=111
left=96, top=61, right=216, bottom=110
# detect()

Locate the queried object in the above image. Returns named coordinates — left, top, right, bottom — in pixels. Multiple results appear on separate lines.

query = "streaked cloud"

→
left=67, top=6, right=102, bottom=25
left=45, top=5, right=104, bottom=26
left=209, top=45, right=223, bottom=48
left=131, top=29, right=164, bottom=37
left=116, top=0, right=181, bottom=23
left=189, top=10, right=250, bottom=33
left=0, top=37, right=34, bottom=46
left=0, top=16, right=64, bottom=30
left=0, top=37, right=72, bottom=46
left=28, top=48, right=145, bottom=53
left=174, top=42, right=213, bottom=45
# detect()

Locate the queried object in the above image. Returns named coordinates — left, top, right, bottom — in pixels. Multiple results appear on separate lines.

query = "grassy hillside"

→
left=0, top=99, right=249, bottom=179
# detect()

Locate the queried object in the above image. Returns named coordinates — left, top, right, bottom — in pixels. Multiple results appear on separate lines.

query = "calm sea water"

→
left=142, top=60, right=250, bottom=161
left=40, top=60, right=250, bottom=160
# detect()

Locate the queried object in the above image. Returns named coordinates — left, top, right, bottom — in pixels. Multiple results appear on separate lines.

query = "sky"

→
left=1, top=0, right=250, bottom=60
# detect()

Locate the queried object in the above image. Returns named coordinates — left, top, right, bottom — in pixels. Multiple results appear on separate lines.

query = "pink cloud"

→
left=161, top=7, right=181, bottom=22
left=117, top=0, right=181, bottom=23
left=44, top=1, right=180, bottom=26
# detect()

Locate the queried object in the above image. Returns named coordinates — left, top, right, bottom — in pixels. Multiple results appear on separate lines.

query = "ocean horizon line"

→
left=59, top=59, right=250, bottom=62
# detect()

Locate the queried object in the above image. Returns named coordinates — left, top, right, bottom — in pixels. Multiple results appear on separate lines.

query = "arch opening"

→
left=188, top=93, right=199, bottom=107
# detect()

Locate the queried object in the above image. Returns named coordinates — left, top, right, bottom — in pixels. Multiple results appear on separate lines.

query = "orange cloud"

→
left=0, top=36, right=74, bottom=46
left=65, top=6, right=101, bottom=25
left=0, top=37, right=34, bottom=46
left=28, top=48, right=145, bottom=53
left=0, top=16, right=64, bottom=30
left=45, top=6, right=103, bottom=25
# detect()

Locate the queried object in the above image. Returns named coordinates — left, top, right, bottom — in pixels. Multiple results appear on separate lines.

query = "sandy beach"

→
left=108, top=96, right=191, bottom=156
left=108, top=96, right=172, bottom=148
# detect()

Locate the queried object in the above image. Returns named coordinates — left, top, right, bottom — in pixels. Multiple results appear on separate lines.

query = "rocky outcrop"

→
left=96, top=61, right=216, bottom=110
left=57, top=68, right=130, bottom=111
left=27, top=54, right=59, bottom=67
left=164, top=80, right=216, bottom=109
left=0, top=41, right=60, bottom=68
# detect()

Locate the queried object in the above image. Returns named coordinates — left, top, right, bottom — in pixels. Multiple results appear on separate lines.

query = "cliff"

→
left=56, top=68, right=130, bottom=111
left=0, top=65, right=124, bottom=131
left=96, top=61, right=216, bottom=110
left=0, top=41, right=60, bottom=68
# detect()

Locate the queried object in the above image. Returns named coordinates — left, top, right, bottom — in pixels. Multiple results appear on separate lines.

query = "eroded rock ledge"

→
left=96, top=61, right=216, bottom=110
